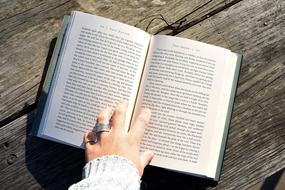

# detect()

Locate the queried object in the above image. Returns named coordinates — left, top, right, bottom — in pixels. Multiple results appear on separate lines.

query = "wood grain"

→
left=0, top=111, right=85, bottom=190
left=0, top=0, right=82, bottom=125
left=0, top=0, right=240, bottom=125
left=0, top=0, right=285, bottom=189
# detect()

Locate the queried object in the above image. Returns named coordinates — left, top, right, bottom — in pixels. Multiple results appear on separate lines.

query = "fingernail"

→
left=146, top=151, right=154, bottom=163
left=147, top=150, right=154, bottom=157
left=142, top=108, right=151, bottom=118
left=119, top=99, right=128, bottom=106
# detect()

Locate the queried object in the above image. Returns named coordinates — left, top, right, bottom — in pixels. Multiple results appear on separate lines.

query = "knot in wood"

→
left=7, top=154, right=17, bottom=165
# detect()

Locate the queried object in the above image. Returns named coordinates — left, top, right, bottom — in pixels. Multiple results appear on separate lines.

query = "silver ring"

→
left=95, top=123, right=111, bottom=133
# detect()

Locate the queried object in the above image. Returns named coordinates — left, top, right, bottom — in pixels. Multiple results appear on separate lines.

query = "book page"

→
left=132, top=35, right=236, bottom=177
left=39, top=11, right=150, bottom=148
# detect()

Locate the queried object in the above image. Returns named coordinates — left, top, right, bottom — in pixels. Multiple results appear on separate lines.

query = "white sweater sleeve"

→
left=69, top=155, right=141, bottom=190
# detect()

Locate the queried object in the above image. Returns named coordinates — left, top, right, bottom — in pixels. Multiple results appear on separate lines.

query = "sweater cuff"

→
left=83, top=155, right=140, bottom=179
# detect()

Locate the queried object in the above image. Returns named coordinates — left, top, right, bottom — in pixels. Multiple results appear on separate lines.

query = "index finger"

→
left=111, top=100, right=128, bottom=132
left=129, top=108, right=151, bottom=143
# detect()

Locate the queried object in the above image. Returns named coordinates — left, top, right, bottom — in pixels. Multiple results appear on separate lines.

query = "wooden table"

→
left=1, top=0, right=285, bottom=189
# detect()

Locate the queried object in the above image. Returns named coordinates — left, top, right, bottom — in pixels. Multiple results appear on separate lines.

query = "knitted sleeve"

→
left=68, top=155, right=141, bottom=190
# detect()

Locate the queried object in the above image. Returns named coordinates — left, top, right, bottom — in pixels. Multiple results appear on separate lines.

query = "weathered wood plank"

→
left=0, top=0, right=240, bottom=125
left=76, top=0, right=242, bottom=34
left=0, top=0, right=82, bottom=125
left=1, top=0, right=285, bottom=189
left=0, top=111, right=85, bottom=190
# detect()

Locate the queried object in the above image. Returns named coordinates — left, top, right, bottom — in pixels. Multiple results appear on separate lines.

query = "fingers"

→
left=94, top=107, right=112, bottom=141
left=84, top=131, right=95, bottom=148
left=84, top=131, right=96, bottom=163
left=111, top=100, right=128, bottom=132
left=129, top=108, right=151, bottom=143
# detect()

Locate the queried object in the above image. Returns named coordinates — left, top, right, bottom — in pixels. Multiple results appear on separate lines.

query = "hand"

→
left=84, top=100, right=154, bottom=176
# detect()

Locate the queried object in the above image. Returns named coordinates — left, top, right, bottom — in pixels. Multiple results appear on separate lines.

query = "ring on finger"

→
left=95, top=123, right=111, bottom=133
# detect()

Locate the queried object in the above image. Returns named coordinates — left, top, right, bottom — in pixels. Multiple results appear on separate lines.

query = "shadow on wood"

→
left=260, top=169, right=284, bottom=190
left=24, top=39, right=85, bottom=189
left=25, top=110, right=84, bottom=189
left=142, top=166, right=217, bottom=190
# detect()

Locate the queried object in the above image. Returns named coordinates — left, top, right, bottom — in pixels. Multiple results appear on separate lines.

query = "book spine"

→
left=30, top=16, right=70, bottom=136
left=214, top=53, right=243, bottom=181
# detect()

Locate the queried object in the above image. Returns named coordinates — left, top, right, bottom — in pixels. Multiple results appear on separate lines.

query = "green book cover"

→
left=214, top=53, right=243, bottom=181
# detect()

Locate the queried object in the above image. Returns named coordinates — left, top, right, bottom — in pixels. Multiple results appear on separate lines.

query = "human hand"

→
left=84, top=100, right=154, bottom=176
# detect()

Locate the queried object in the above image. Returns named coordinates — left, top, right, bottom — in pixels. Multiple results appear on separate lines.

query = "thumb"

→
left=140, top=150, right=154, bottom=168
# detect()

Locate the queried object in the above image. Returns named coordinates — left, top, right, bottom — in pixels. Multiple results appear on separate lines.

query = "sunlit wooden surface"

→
left=0, top=0, right=285, bottom=189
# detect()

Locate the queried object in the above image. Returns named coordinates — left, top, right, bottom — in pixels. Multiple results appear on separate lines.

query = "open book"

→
left=32, top=11, right=242, bottom=181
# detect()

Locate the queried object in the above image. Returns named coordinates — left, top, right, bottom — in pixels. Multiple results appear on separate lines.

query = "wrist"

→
left=83, top=155, right=140, bottom=179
